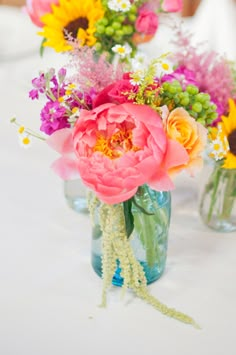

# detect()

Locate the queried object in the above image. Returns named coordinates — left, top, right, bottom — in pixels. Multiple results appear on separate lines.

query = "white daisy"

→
left=108, top=0, right=131, bottom=12
left=112, top=44, right=132, bottom=58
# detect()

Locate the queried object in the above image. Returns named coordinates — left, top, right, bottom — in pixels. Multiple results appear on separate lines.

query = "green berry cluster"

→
left=94, top=4, right=138, bottom=59
left=160, top=80, right=218, bottom=126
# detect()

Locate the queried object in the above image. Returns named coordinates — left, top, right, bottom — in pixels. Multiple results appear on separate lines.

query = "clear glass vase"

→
left=199, top=161, right=236, bottom=232
left=64, top=179, right=88, bottom=214
left=91, top=185, right=171, bottom=286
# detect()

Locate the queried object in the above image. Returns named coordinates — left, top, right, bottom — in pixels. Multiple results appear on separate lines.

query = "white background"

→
left=0, top=5, right=236, bottom=355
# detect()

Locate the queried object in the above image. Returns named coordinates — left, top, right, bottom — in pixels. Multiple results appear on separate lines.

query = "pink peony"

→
left=162, top=0, right=183, bottom=12
left=135, top=10, right=159, bottom=35
left=47, top=103, right=189, bottom=204
left=25, top=0, right=58, bottom=27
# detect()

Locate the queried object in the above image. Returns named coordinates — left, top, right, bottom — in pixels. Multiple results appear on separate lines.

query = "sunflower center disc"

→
left=64, top=17, right=89, bottom=39
left=228, top=129, right=236, bottom=155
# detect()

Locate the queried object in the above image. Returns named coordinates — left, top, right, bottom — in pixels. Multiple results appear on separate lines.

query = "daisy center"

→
left=93, top=129, right=140, bottom=159
left=228, top=129, right=236, bottom=155
left=64, top=17, right=89, bottom=39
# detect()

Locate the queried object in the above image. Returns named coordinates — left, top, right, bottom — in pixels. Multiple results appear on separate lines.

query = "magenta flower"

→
left=162, top=66, right=198, bottom=89
left=47, top=103, right=189, bottom=204
left=40, top=101, right=70, bottom=135
left=25, top=0, right=58, bottom=27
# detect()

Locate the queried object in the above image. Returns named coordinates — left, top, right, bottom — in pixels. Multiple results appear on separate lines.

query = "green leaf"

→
left=132, top=197, right=154, bottom=215
left=123, top=199, right=134, bottom=238
left=40, top=38, right=46, bottom=57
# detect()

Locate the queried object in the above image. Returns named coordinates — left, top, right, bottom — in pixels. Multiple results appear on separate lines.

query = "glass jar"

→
left=64, top=179, right=88, bottom=214
left=199, top=160, right=236, bottom=232
left=90, top=185, right=171, bottom=286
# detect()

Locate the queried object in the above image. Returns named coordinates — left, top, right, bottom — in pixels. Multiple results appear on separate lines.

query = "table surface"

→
left=1, top=6, right=236, bottom=355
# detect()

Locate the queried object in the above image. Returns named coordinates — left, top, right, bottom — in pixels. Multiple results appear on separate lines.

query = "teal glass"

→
left=91, top=185, right=171, bottom=286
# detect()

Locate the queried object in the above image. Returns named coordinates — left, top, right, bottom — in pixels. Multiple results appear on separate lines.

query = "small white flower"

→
left=209, top=138, right=228, bottom=161
left=155, top=60, right=173, bottom=77
left=129, top=70, right=145, bottom=86
left=108, top=0, right=131, bottom=12
left=18, top=133, right=32, bottom=149
left=112, top=44, right=132, bottom=58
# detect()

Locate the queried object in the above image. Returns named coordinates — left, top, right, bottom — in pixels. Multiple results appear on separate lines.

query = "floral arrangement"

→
left=199, top=99, right=236, bottom=230
left=168, top=25, right=236, bottom=230
left=11, top=41, right=220, bottom=327
left=25, top=0, right=183, bottom=60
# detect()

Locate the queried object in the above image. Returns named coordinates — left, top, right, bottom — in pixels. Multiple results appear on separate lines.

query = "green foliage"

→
left=123, top=199, right=134, bottom=238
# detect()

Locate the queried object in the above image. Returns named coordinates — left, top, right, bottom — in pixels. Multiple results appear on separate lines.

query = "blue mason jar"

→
left=91, top=185, right=171, bottom=286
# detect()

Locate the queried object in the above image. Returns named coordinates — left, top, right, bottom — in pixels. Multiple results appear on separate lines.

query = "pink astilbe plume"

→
left=171, top=24, right=236, bottom=120
left=66, top=39, right=123, bottom=94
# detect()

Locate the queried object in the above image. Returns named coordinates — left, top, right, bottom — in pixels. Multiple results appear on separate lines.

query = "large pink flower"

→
left=162, top=0, right=183, bottom=12
left=47, top=103, right=189, bottom=204
left=25, top=0, right=58, bottom=27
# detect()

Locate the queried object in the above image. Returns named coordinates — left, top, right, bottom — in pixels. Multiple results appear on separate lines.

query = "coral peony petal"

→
left=164, top=139, right=189, bottom=170
left=148, top=170, right=175, bottom=191
left=51, top=157, right=80, bottom=180
left=47, top=128, right=73, bottom=155
left=97, top=187, right=138, bottom=204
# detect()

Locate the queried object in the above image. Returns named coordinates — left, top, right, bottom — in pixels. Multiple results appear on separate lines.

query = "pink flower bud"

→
left=25, top=0, right=59, bottom=27
left=135, top=10, right=159, bottom=35
left=162, top=0, right=183, bottom=12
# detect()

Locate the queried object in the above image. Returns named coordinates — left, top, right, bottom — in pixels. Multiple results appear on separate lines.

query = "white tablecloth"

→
left=1, top=6, right=236, bottom=355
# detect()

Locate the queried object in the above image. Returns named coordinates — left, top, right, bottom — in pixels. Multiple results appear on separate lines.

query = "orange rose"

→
left=163, top=107, right=207, bottom=176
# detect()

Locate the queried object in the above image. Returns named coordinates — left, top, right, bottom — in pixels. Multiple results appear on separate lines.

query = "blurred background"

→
left=0, top=0, right=202, bottom=13
left=2, top=0, right=235, bottom=60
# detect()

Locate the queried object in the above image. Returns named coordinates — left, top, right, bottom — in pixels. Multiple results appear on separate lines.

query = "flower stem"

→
left=221, top=169, right=236, bottom=220
left=96, top=202, right=199, bottom=328
left=133, top=185, right=168, bottom=267
left=199, top=164, right=222, bottom=223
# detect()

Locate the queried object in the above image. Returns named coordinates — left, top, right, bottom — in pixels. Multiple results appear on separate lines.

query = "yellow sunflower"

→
left=220, top=98, right=236, bottom=169
left=38, top=0, right=104, bottom=52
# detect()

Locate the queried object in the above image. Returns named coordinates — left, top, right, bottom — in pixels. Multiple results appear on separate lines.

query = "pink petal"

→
left=148, top=170, right=175, bottom=191
left=51, top=157, right=80, bottom=180
left=47, top=128, right=74, bottom=155
left=163, top=139, right=189, bottom=170
left=97, top=187, right=138, bottom=204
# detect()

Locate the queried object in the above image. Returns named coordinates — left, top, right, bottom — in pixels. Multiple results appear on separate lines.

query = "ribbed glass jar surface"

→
left=199, top=161, right=236, bottom=232
left=91, top=185, right=171, bottom=286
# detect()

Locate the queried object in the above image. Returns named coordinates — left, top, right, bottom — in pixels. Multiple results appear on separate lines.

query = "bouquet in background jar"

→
left=167, top=25, right=236, bottom=232
left=199, top=99, right=236, bottom=232
left=25, top=0, right=183, bottom=61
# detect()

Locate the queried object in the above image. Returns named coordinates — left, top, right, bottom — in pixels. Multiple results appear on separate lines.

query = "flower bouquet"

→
left=24, top=0, right=184, bottom=212
left=11, top=43, right=219, bottom=327
left=25, top=0, right=183, bottom=61
left=199, top=99, right=236, bottom=232
left=167, top=26, right=236, bottom=232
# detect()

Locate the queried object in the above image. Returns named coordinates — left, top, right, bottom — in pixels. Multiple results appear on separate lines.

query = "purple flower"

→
left=58, top=68, right=67, bottom=82
left=40, top=101, right=70, bottom=135
left=32, top=73, right=46, bottom=91
left=29, top=89, right=39, bottom=100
